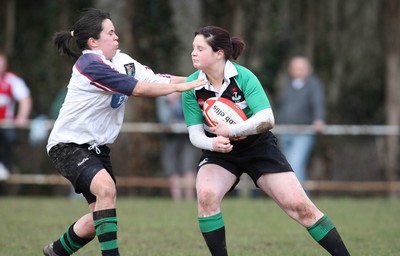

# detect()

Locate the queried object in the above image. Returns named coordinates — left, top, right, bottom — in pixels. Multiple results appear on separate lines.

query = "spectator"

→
left=0, top=51, right=32, bottom=188
left=156, top=92, right=199, bottom=200
left=275, top=56, right=326, bottom=185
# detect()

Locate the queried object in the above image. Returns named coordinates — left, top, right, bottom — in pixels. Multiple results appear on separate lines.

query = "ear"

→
left=87, top=37, right=97, bottom=50
left=216, top=49, right=225, bottom=60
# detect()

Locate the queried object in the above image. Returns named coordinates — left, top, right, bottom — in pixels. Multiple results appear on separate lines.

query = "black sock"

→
left=202, top=227, right=228, bottom=256
left=53, top=222, right=94, bottom=255
left=318, top=228, right=350, bottom=256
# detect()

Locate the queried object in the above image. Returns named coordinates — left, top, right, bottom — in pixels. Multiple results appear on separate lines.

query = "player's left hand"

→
left=210, top=120, right=230, bottom=137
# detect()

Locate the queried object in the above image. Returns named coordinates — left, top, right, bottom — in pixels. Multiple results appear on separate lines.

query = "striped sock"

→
left=93, top=209, right=119, bottom=256
left=53, top=222, right=94, bottom=255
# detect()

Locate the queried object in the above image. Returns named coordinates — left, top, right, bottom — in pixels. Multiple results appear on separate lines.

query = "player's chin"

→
left=192, top=62, right=201, bottom=69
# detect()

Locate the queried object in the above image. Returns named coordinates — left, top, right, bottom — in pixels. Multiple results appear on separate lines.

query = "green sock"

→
left=307, top=215, right=350, bottom=255
left=93, top=209, right=119, bottom=255
left=53, top=222, right=94, bottom=255
left=198, top=212, right=225, bottom=232
left=198, top=212, right=228, bottom=256
left=307, top=214, right=334, bottom=242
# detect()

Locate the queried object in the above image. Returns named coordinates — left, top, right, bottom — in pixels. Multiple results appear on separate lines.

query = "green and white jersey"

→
left=182, top=60, right=271, bottom=128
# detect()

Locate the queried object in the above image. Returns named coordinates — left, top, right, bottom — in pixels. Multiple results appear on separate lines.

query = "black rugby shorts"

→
left=198, top=131, right=293, bottom=190
left=48, top=143, right=114, bottom=204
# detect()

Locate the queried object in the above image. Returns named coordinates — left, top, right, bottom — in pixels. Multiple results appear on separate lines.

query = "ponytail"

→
left=52, top=8, right=111, bottom=59
left=53, top=31, right=80, bottom=58
left=231, top=37, right=245, bottom=60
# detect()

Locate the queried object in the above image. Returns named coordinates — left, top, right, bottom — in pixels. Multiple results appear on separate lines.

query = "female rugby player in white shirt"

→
left=43, top=8, right=205, bottom=256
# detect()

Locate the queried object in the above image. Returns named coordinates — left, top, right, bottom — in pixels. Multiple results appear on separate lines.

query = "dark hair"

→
left=195, top=26, right=245, bottom=60
left=53, top=8, right=111, bottom=58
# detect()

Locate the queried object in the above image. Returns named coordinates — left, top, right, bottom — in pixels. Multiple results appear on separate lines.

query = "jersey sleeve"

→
left=75, top=53, right=138, bottom=96
left=133, top=61, right=171, bottom=83
left=114, top=52, right=171, bottom=84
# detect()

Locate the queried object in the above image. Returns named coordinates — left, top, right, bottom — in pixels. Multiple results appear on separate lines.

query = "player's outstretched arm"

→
left=132, top=78, right=206, bottom=97
left=169, top=75, right=187, bottom=83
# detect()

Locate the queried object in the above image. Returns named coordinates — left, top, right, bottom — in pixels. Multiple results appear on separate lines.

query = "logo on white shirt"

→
left=110, top=94, right=127, bottom=108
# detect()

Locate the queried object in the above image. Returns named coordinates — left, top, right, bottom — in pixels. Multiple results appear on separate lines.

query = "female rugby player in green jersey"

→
left=182, top=26, right=350, bottom=256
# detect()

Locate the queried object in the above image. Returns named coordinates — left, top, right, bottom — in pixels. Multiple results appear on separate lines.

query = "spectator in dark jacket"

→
left=276, top=56, right=326, bottom=185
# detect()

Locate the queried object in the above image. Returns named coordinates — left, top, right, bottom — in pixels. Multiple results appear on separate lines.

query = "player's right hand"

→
left=212, top=136, right=233, bottom=153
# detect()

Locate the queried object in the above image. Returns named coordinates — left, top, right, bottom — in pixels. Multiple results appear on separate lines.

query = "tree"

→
left=3, top=0, right=16, bottom=56
left=383, top=0, right=400, bottom=186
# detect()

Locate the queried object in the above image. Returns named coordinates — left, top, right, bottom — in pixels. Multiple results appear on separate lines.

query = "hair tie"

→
left=71, top=31, right=74, bottom=37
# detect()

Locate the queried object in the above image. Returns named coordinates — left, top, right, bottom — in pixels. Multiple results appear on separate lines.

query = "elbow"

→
left=256, top=120, right=274, bottom=133
left=265, top=109, right=275, bottom=130
left=256, top=116, right=274, bottom=133
left=269, top=116, right=275, bottom=129
left=131, top=85, right=146, bottom=97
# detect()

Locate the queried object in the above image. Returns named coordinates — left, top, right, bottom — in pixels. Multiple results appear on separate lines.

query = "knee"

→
left=197, top=188, right=220, bottom=214
left=94, top=182, right=116, bottom=200
left=90, top=171, right=116, bottom=199
left=287, top=199, right=321, bottom=225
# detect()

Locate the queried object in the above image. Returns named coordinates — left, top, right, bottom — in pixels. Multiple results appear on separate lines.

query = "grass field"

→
left=1, top=196, right=399, bottom=255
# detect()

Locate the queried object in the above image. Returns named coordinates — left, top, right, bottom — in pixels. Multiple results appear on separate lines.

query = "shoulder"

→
left=308, top=75, right=323, bottom=86
left=186, top=70, right=201, bottom=82
left=3, top=71, right=27, bottom=86
left=232, top=62, right=258, bottom=81
left=4, top=71, right=21, bottom=80
left=231, top=63, right=261, bottom=88
left=112, top=51, right=135, bottom=64
left=232, top=63, right=253, bottom=74
left=183, top=70, right=202, bottom=97
left=76, top=53, right=103, bottom=70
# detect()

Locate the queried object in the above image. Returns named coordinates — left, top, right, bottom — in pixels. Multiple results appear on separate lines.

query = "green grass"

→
left=1, top=196, right=399, bottom=255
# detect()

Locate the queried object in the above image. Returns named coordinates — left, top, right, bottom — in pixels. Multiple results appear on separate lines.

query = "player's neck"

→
left=205, top=67, right=225, bottom=90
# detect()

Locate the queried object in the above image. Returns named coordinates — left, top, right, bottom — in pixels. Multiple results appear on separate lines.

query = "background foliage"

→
left=0, top=0, right=399, bottom=195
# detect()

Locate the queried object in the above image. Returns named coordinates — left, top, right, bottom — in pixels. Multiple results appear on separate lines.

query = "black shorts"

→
left=199, top=131, right=293, bottom=190
left=48, top=143, right=114, bottom=204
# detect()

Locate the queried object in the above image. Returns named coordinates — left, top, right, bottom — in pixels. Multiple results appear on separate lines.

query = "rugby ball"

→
left=203, top=97, right=247, bottom=127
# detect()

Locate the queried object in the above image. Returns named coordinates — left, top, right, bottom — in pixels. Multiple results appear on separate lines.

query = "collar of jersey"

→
left=82, top=49, right=115, bottom=66
left=195, top=60, right=238, bottom=92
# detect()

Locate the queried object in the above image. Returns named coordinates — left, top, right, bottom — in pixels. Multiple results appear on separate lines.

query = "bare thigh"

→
left=257, top=171, right=323, bottom=227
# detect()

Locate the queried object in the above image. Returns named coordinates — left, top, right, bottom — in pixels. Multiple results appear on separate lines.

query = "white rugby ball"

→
left=203, top=97, right=247, bottom=127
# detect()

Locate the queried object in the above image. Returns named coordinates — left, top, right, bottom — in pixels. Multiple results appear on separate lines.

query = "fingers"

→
left=212, top=136, right=233, bottom=153
left=211, top=120, right=230, bottom=137
left=196, top=78, right=207, bottom=87
left=176, top=78, right=207, bottom=92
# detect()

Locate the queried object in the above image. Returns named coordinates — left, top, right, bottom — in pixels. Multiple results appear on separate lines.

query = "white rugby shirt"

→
left=47, top=50, right=170, bottom=153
